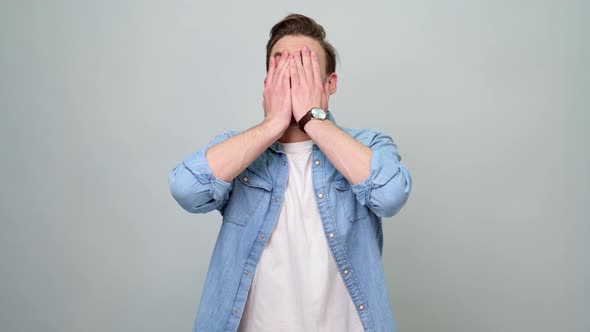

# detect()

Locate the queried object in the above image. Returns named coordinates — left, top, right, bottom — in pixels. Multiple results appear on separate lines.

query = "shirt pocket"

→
left=332, top=174, right=370, bottom=223
left=222, top=168, right=272, bottom=227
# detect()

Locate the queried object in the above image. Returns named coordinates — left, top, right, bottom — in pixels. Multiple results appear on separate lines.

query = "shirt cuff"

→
left=181, top=131, right=237, bottom=202
left=349, top=148, right=400, bottom=206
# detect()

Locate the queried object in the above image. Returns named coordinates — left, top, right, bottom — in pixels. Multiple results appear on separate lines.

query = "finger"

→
left=289, top=56, right=300, bottom=87
left=275, top=53, right=291, bottom=87
left=310, top=49, right=323, bottom=87
left=284, top=55, right=292, bottom=87
left=301, top=46, right=313, bottom=83
left=273, top=50, right=290, bottom=84
left=265, top=56, right=276, bottom=87
left=294, top=51, right=305, bottom=85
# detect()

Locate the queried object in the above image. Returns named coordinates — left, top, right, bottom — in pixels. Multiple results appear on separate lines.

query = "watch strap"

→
left=298, top=112, right=314, bottom=133
left=298, top=108, right=329, bottom=134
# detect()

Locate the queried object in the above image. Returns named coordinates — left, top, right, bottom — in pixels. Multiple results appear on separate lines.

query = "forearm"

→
left=304, top=119, right=371, bottom=185
left=206, top=119, right=286, bottom=182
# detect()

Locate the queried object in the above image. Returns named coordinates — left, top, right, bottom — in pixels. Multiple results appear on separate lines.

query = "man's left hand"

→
left=289, top=46, right=329, bottom=122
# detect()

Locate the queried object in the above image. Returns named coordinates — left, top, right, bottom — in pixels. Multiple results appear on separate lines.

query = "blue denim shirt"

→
left=168, top=112, right=412, bottom=332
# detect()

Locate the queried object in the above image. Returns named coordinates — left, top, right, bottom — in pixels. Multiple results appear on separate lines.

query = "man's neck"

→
left=278, top=124, right=311, bottom=143
left=275, top=115, right=311, bottom=143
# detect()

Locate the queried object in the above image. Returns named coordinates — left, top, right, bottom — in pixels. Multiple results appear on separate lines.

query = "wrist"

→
left=297, top=107, right=329, bottom=133
left=261, top=117, right=289, bottom=138
left=302, top=115, right=333, bottom=135
left=293, top=109, right=307, bottom=123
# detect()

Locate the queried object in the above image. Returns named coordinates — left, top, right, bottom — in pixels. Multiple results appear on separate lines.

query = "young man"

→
left=168, top=13, right=412, bottom=332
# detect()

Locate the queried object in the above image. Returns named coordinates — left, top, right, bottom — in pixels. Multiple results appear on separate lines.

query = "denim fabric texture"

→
left=168, top=112, right=412, bottom=332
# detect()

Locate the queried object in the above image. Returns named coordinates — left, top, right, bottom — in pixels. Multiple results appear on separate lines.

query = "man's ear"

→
left=325, top=72, right=338, bottom=96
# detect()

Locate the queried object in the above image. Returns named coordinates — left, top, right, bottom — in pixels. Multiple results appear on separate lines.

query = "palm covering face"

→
left=263, top=47, right=329, bottom=130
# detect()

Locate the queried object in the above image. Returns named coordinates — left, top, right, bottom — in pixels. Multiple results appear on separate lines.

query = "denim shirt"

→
left=168, top=112, right=412, bottom=332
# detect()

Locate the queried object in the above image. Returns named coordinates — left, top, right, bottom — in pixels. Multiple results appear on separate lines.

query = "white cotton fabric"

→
left=237, top=139, right=364, bottom=332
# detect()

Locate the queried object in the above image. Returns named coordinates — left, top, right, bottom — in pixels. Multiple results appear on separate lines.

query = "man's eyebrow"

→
left=273, top=51, right=282, bottom=57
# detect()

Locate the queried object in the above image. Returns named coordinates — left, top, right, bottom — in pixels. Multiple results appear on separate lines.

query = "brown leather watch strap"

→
left=297, top=111, right=314, bottom=133
left=298, top=109, right=329, bottom=134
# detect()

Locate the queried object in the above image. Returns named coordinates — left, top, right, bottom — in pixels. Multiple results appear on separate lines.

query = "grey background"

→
left=1, top=0, right=588, bottom=331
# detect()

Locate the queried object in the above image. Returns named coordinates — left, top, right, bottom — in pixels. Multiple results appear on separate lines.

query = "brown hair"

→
left=265, top=13, right=338, bottom=75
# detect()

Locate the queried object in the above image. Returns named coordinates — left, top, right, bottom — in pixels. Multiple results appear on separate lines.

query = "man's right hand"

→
left=204, top=50, right=293, bottom=182
left=262, top=49, right=292, bottom=132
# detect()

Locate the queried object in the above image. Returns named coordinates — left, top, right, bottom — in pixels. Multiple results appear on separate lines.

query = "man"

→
left=168, top=13, right=412, bottom=332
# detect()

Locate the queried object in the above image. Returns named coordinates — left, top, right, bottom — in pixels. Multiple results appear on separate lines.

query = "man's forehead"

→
left=271, top=35, right=325, bottom=57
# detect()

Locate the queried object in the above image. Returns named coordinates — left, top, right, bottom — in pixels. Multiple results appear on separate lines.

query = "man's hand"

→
left=263, top=49, right=293, bottom=132
left=204, top=50, right=294, bottom=182
left=289, top=46, right=329, bottom=122
left=286, top=46, right=373, bottom=186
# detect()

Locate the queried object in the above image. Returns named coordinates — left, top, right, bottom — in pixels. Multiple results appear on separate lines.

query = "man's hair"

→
left=265, top=13, right=338, bottom=75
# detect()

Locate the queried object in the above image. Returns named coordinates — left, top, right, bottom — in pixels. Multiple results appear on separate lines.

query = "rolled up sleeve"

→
left=168, top=131, right=239, bottom=214
left=350, top=130, right=412, bottom=218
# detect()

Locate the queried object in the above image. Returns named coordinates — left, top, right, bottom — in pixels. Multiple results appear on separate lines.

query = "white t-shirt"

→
left=237, top=139, right=364, bottom=332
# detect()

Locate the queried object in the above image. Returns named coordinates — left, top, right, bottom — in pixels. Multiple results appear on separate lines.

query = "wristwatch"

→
left=298, top=107, right=329, bottom=133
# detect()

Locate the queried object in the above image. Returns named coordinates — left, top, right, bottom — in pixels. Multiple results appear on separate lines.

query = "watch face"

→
left=311, top=108, right=327, bottom=120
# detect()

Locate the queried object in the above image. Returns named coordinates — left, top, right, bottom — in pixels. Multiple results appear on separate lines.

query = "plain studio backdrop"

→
left=1, top=1, right=588, bottom=331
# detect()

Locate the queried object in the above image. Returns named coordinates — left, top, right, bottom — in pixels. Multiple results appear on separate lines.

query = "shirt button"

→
left=259, top=233, right=265, bottom=240
left=242, top=176, right=248, bottom=182
left=343, top=269, right=349, bottom=275
left=244, top=270, right=249, bottom=275
left=233, top=307, right=240, bottom=313
left=317, top=193, right=324, bottom=199
left=329, top=233, right=335, bottom=238
left=274, top=197, right=279, bottom=203
left=314, top=160, right=320, bottom=166
left=359, top=305, right=365, bottom=311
